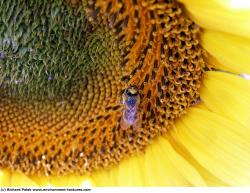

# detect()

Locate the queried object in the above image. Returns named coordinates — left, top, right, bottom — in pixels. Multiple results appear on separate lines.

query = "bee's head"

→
left=125, top=85, right=139, bottom=97
left=122, top=85, right=140, bottom=108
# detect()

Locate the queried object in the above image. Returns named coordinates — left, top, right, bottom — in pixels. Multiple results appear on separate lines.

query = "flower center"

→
left=0, top=0, right=206, bottom=176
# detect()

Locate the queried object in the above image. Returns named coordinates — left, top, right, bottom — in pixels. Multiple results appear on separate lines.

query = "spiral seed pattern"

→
left=0, top=0, right=206, bottom=176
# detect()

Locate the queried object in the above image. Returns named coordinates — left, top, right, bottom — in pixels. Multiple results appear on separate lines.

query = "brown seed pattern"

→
left=0, top=0, right=206, bottom=176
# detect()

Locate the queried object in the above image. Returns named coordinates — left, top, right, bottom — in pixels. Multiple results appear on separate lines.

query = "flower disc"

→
left=0, top=0, right=206, bottom=176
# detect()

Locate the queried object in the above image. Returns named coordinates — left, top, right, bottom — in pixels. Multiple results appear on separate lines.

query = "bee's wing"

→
left=120, top=113, right=131, bottom=130
left=120, top=106, right=141, bottom=130
left=132, top=112, right=142, bottom=130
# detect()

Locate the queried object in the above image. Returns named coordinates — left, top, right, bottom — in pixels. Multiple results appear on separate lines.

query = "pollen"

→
left=0, top=0, right=207, bottom=176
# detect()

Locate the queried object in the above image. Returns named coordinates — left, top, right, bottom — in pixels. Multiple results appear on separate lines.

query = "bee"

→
left=120, top=85, right=141, bottom=130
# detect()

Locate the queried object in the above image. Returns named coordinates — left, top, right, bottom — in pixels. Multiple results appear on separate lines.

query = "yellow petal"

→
left=171, top=107, right=250, bottom=186
left=95, top=155, right=147, bottom=186
left=144, top=138, right=189, bottom=186
left=29, top=175, right=52, bottom=187
left=0, top=169, right=11, bottom=186
left=201, top=30, right=250, bottom=74
left=155, top=137, right=206, bottom=186
left=10, top=172, right=38, bottom=186
left=91, top=167, right=119, bottom=186
left=179, top=0, right=250, bottom=38
left=144, top=136, right=207, bottom=186
left=66, top=175, right=93, bottom=187
left=93, top=137, right=206, bottom=186
left=221, top=0, right=250, bottom=10
left=201, top=71, right=250, bottom=128
left=116, top=154, right=145, bottom=186
left=167, top=134, right=228, bottom=186
left=46, top=175, right=93, bottom=187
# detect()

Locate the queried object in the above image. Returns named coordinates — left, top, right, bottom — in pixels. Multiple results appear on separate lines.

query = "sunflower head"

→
left=2, top=0, right=249, bottom=187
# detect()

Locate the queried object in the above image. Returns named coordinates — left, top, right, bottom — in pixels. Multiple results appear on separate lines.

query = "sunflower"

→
left=0, top=0, right=250, bottom=187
